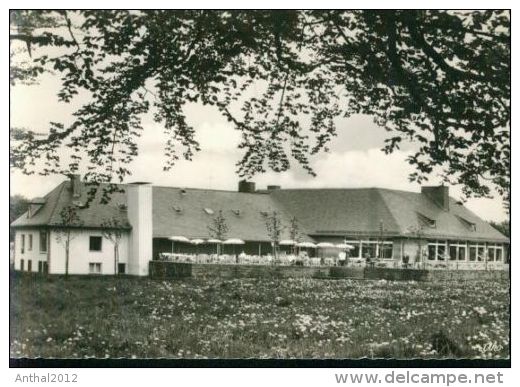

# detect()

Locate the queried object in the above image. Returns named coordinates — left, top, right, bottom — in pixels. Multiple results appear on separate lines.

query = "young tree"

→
left=101, top=217, right=125, bottom=275
left=262, top=211, right=285, bottom=259
left=54, top=205, right=83, bottom=277
left=489, top=220, right=510, bottom=238
left=10, top=10, right=510, bottom=205
left=207, top=210, right=229, bottom=255
left=288, top=216, right=301, bottom=255
left=406, top=224, right=426, bottom=268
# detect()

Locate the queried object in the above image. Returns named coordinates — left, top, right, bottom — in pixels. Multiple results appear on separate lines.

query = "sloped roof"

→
left=11, top=181, right=131, bottom=229
left=378, top=189, right=508, bottom=242
left=11, top=180, right=508, bottom=243
left=269, top=188, right=401, bottom=236
left=152, top=186, right=313, bottom=241
left=270, top=188, right=508, bottom=243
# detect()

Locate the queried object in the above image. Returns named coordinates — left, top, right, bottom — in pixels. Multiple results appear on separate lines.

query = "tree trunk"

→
left=65, top=238, right=69, bottom=278
left=114, top=243, right=119, bottom=275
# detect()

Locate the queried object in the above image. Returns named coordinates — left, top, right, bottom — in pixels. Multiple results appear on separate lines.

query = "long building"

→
left=11, top=175, right=509, bottom=275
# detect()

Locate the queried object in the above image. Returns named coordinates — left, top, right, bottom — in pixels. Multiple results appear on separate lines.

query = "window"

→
left=487, top=244, right=503, bottom=262
left=39, top=231, right=47, bottom=253
left=27, top=260, right=32, bottom=272
left=418, top=213, right=436, bottom=228
left=89, top=263, right=102, bottom=274
left=458, top=246, right=466, bottom=261
left=449, top=245, right=457, bottom=260
left=89, top=236, right=102, bottom=252
left=21, top=234, right=25, bottom=254
left=469, top=244, right=486, bottom=262
left=437, top=244, right=446, bottom=261
left=457, top=216, right=477, bottom=232
left=379, top=243, right=393, bottom=259
left=496, top=248, right=503, bottom=262
left=428, top=245, right=436, bottom=261
left=361, top=242, right=376, bottom=259
left=20, top=259, right=24, bottom=271
left=469, top=245, right=477, bottom=261
left=477, top=246, right=485, bottom=261
left=118, top=263, right=126, bottom=274
left=28, top=235, right=33, bottom=251
left=350, top=242, right=360, bottom=258
left=427, top=240, right=447, bottom=261
left=449, top=242, right=467, bottom=261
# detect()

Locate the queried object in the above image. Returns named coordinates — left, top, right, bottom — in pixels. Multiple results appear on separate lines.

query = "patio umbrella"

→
left=316, top=242, right=335, bottom=259
left=296, top=241, right=316, bottom=248
left=296, top=241, right=317, bottom=257
left=316, top=242, right=335, bottom=248
left=335, top=243, right=355, bottom=249
left=168, top=235, right=190, bottom=254
left=223, top=238, right=245, bottom=255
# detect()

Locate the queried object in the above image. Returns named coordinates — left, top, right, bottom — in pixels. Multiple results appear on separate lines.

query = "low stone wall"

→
left=149, top=261, right=192, bottom=279
left=191, top=264, right=332, bottom=279
left=149, top=261, right=509, bottom=282
left=363, top=268, right=430, bottom=281
left=426, top=269, right=509, bottom=281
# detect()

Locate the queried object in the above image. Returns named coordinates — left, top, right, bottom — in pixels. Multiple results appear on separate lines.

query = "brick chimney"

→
left=70, top=174, right=81, bottom=198
left=238, top=180, right=256, bottom=193
left=421, top=185, right=450, bottom=211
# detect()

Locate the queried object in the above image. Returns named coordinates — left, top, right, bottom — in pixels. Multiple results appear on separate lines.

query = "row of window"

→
left=20, top=231, right=48, bottom=254
left=345, top=240, right=394, bottom=259
left=19, top=260, right=126, bottom=275
left=19, top=233, right=104, bottom=254
left=88, top=263, right=126, bottom=274
left=19, top=259, right=48, bottom=273
left=427, top=241, right=504, bottom=262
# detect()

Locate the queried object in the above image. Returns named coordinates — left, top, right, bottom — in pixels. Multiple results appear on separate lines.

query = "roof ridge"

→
left=151, top=185, right=267, bottom=194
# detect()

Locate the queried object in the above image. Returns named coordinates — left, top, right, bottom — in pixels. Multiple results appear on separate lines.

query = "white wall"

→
left=13, top=228, right=49, bottom=272
left=48, top=229, right=129, bottom=275
left=127, top=184, right=153, bottom=276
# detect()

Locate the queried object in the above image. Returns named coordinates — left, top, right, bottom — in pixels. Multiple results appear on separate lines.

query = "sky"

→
left=9, top=72, right=509, bottom=223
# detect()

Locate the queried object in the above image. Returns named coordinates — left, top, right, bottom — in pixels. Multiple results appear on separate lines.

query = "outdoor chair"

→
left=324, top=257, right=335, bottom=266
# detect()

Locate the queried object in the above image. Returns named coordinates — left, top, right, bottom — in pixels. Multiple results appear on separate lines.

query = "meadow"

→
left=10, top=273, right=509, bottom=359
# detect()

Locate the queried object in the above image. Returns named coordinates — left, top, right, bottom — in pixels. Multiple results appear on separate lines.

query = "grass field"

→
left=10, top=273, right=509, bottom=359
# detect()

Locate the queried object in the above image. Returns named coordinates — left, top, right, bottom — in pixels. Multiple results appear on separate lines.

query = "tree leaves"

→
left=10, top=10, right=510, bottom=207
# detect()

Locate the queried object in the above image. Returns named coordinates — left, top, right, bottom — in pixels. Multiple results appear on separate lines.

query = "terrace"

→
left=156, top=252, right=508, bottom=271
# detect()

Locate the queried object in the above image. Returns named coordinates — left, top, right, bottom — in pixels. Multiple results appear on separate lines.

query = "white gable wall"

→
left=47, top=229, right=129, bottom=275
left=13, top=228, right=49, bottom=272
